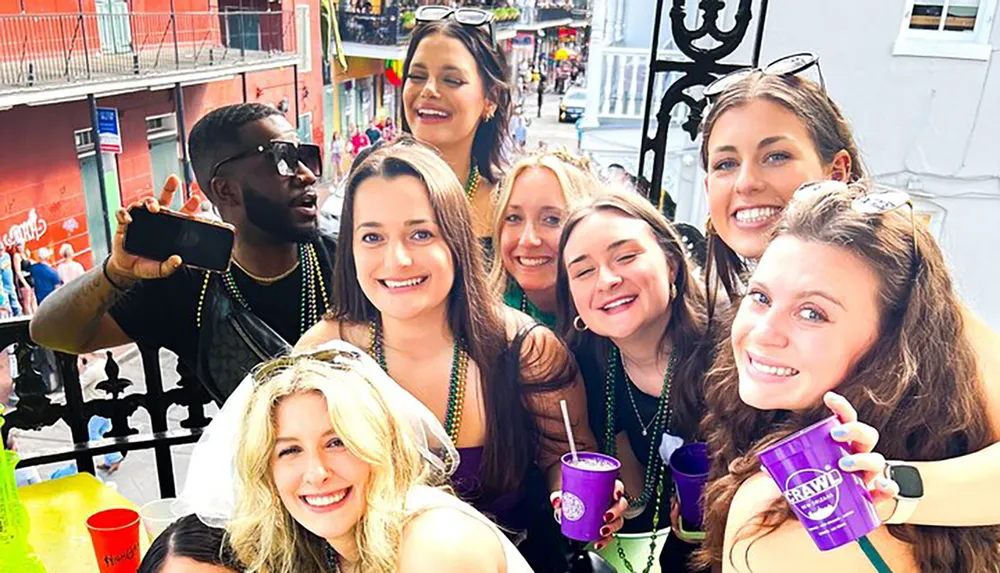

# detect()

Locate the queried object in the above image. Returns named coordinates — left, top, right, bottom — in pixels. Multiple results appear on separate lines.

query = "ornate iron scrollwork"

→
left=638, top=0, right=769, bottom=212
left=1, top=317, right=214, bottom=497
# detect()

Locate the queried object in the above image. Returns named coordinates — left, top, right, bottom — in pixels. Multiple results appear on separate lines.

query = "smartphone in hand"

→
left=123, top=206, right=235, bottom=273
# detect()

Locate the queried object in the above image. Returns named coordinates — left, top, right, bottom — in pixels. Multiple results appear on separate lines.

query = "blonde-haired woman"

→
left=186, top=341, right=532, bottom=573
left=491, top=148, right=601, bottom=327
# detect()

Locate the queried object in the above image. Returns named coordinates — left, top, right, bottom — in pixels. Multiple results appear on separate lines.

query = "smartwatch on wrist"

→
left=883, top=461, right=923, bottom=525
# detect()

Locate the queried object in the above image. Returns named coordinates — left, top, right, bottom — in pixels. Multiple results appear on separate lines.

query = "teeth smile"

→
left=303, top=489, right=348, bottom=507
left=601, top=296, right=636, bottom=311
left=418, top=109, right=449, bottom=117
left=750, top=357, right=799, bottom=377
left=734, top=207, right=782, bottom=224
left=518, top=257, right=551, bottom=267
left=382, top=277, right=426, bottom=288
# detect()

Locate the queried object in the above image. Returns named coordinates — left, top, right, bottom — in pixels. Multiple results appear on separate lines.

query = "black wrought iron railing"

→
left=339, top=9, right=404, bottom=46
left=538, top=7, right=574, bottom=21
left=0, top=10, right=297, bottom=91
left=338, top=6, right=519, bottom=47
left=0, top=317, right=213, bottom=498
left=637, top=0, right=769, bottom=205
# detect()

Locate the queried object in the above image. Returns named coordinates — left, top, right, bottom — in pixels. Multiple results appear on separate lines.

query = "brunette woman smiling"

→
left=401, top=7, right=513, bottom=257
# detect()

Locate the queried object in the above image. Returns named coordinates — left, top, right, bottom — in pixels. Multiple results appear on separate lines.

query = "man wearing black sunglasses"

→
left=31, top=103, right=336, bottom=405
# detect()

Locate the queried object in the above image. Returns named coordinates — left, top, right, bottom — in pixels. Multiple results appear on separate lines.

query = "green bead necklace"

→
left=367, top=319, right=469, bottom=446
left=214, top=242, right=329, bottom=336
left=464, top=163, right=481, bottom=201
left=604, top=344, right=677, bottom=573
left=197, top=242, right=330, bottom=335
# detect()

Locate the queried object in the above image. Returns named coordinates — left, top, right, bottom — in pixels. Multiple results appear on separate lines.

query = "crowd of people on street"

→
left=15, top=5, right=1000, bottom=573
left=328, top=117, right=399, bottom=182
left=0, top=241, right=87, bottom=319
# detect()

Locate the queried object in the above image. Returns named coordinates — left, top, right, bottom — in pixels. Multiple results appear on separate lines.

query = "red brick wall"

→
left=0, top=0, right=322, bottom=269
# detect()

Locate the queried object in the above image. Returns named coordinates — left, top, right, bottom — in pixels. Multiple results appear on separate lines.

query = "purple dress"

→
left=452, top=446, right=532, bottom=531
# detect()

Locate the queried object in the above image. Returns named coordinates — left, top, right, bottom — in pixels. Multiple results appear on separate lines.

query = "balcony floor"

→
left=0, top=46, right=298, bottom=107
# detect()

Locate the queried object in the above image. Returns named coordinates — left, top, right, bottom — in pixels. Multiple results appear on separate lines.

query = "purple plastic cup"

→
left=670, top=442, right=709, bottom=528
left=560, top=452, right=621, bottom=542
left=757, top=415, right=881, bottom=551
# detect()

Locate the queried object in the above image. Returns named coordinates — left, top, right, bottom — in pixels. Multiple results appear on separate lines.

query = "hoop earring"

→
left=573, top=316, right=589, bottom=332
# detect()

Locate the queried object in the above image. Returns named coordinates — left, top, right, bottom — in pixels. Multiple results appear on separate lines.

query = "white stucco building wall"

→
left=582, top=0, right=1000, bottom=327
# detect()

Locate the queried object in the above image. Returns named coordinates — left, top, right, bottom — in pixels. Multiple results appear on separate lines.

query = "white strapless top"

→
left=405, top=486, right=534, bottom=573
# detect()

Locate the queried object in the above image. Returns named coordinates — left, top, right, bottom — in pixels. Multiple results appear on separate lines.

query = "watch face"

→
left=889, top=465, right=924, bottom=498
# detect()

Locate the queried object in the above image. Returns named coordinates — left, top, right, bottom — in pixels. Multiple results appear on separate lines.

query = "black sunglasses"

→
left=211, top=140, right=323, bottom=179
left=704, top=52, right=825, bottom=103
left=794, top=180, right=917, bottom=265
left=415, top=5, right=496, bottom=45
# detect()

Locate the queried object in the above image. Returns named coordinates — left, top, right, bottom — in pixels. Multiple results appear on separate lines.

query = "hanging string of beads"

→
left=197, top=242, right=329, bottom=335
left=368, top=319, right=469, bottom=445
left=603, top=344, right=678, bottom=573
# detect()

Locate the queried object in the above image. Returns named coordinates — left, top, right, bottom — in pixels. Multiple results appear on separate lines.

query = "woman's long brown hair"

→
left=554, top=192, right=716, bottom=442
left=699, top=71, right=867, bottom=320
left=330, top=138, right=571, bottom=497
left=695, top=185, right=1000, bottom=571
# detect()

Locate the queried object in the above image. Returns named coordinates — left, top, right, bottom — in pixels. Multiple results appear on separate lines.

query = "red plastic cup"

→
left=86, top=508, right=141, bottom=573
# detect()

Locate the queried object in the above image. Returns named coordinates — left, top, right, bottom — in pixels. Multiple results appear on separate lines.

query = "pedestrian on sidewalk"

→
left=365, top=119, right=382, bottom=145
left=536, top=72, right=547, bottom=118
left=0, top=248, right=21, bottom=317
left=12, top=241, right=36, bottom=315
left=56, top=243, right=86, bottom=285
left=349, top=123, right=370, bottom=158
left=29, top=247, right=61, bottom=305
left=29, top=103, right=336, bottom=405
left=328, top=131, right=344, bottom=181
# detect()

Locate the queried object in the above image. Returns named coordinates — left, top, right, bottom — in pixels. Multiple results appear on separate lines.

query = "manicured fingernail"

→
left=600, top=526, right=610, bottom=537
left=614, top=490, right=623, bottom=501
left=839, top=457, right=855, bottom=469
left=594, top=542, right=605, bottom=551
left=877, top=478, right=894, bottom=489
left=551, top=498, right=560, bottom=509
left=831, top=427, right=849, bottom=439
left=603, top=511, right=614, bottom=523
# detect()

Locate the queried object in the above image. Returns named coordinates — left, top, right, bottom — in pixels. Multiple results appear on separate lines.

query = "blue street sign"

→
left=96, top=107, right=122, bottom=154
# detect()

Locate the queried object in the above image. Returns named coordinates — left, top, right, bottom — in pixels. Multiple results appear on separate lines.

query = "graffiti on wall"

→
left=2, top=209, right=48, bottom=247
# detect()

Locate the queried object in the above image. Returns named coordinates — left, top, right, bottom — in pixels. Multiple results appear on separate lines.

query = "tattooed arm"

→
left=29, top=266, right=135, bottom=353
left=30, top=176, right=198, bottom=353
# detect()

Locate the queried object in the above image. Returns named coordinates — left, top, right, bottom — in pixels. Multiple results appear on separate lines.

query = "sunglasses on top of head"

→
left=211, top=140, right=323, bottom=180
left=703, top=52, right=826, bottom=104
left=415, top=5, right=497, bottom=45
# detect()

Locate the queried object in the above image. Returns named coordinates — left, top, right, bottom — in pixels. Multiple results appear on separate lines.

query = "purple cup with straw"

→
left=670, top=442, right=709, bottom=531
left=757, top=415, right=881, bottom=551
left=558, top=400, right=621, bottom=542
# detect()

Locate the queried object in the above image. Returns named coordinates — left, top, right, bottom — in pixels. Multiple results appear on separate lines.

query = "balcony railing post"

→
left=77, top=0, right=92, bottom=79
left=59, top=16, right=70, bottom=79
left=170, top=1, right=180, bottom=69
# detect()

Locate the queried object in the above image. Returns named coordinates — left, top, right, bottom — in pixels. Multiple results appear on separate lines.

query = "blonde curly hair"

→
left=228, top=358, right=437, bottom=573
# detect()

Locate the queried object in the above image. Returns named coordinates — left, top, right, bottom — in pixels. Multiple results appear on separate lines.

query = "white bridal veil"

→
left=179, top=339, right=460, bottom=527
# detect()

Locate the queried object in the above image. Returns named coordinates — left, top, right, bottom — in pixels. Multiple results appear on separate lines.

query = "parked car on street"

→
left=559, top=87, right=587, bottom=122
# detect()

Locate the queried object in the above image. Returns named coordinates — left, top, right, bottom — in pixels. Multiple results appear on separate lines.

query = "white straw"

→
left=560, top=399, right=579, bottom=464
